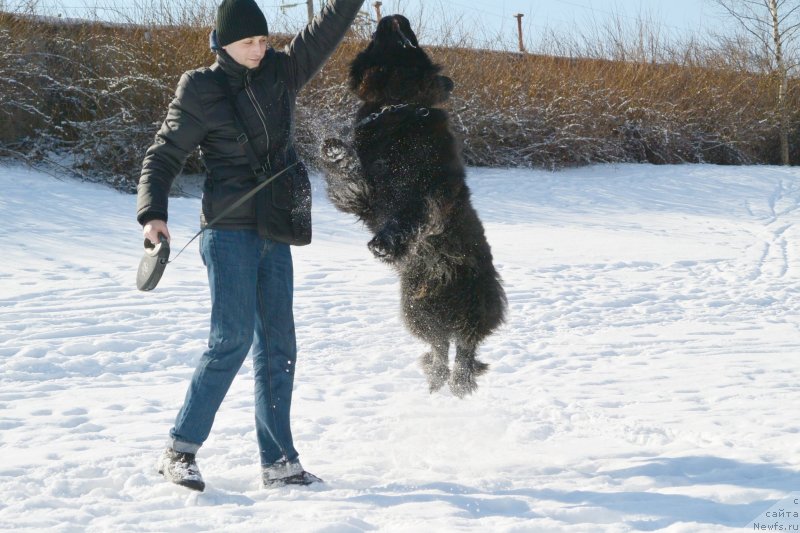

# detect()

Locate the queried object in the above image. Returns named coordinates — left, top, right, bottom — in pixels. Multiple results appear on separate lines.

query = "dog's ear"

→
left=354, top=66, right=391, bottom=102
left=349, top=42, right=376, bottom=92
left=418, top=75, right=454, bottom=105
left=438, top=76, right=454, bottom=97
left=354, top=69, right=454, bottom=105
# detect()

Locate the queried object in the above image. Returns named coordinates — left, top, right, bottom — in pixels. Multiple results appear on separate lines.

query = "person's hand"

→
left=143, top=219, right=170, bottom=246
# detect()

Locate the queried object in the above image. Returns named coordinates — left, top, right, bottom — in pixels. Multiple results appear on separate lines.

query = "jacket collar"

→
left=208, top=29, right=270, bottom=83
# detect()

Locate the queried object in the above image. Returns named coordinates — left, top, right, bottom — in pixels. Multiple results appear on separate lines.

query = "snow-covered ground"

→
left=1, top=163, right=799, bottom=532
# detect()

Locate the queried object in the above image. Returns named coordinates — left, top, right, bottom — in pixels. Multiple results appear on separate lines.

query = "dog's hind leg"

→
left=419, top=341, right=450, bottom=393
left=449, top=340, right=489, bottom=398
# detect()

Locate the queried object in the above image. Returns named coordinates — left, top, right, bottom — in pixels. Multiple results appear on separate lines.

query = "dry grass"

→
left=0, top=4, right=797, bottom=190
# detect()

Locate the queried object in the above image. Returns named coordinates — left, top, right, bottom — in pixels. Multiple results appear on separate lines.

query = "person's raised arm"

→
left=283, top=0, right=364, bottom=92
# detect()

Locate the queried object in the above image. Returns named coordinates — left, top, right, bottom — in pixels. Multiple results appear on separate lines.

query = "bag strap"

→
left=212, top=67, right=271, bottom=178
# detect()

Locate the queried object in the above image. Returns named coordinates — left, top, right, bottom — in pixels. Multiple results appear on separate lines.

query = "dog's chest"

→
left=372, top=170, right=426, bottom=212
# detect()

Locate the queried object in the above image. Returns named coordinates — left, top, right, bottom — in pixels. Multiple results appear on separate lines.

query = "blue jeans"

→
left=168, top=229, right=298, bottom=467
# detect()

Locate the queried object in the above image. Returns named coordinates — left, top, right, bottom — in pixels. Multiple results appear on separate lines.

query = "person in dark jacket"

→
left=137, top=0, right=364, bottom=491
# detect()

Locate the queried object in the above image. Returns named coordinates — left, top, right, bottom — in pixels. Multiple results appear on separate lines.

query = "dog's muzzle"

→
left=372, top=18, right=417, bottom=49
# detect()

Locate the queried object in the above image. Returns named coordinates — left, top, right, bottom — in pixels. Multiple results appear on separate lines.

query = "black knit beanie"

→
left=216, top=0, right=269, bottom=47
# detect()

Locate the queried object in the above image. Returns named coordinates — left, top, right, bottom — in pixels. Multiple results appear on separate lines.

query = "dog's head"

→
left=372, top=14, right=420, bottom=52
left=350, top=15, right=454, bottom=106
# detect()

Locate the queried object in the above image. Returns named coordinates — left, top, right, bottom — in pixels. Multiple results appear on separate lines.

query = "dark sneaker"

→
left=262, top=459, right=323, bottom=488
left=265, top=471, right=323, bottom=487
left=157, top=448, right=205, bottom=492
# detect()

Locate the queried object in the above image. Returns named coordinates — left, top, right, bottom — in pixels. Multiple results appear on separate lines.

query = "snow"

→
left=1, top=162, right=799, bottom=532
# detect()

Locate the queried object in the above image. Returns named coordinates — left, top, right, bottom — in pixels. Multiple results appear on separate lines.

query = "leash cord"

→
left=167, top=162, right=299, bottom=264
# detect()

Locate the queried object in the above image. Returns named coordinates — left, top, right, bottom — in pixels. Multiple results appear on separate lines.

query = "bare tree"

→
left=712, top=0, right=800, bottom=164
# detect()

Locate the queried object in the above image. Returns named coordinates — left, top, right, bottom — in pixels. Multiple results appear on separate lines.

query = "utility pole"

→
left=307, top=0, right=314, bottom=24
left=280, top=2, right=314, bottom=22
left=514, top=13, right=525, bottom=53
left=373, top=1, right=382, bottom=22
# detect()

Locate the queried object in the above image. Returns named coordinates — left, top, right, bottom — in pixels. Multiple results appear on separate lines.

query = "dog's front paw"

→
left=321, top=137, right=349, bottom=163
left=368, top=230, right=407, bottom=262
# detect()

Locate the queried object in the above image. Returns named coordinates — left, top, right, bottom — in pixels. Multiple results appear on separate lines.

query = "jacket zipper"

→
left=244, top=73, right=271, bottom=159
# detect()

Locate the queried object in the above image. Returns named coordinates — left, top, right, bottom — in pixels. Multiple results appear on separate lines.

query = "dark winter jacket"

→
left=136, top=0, right=364, bottom=245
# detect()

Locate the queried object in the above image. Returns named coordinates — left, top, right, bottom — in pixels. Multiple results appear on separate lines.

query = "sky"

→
left=15, top=0, right=730, bottom=51
left=361, top=0, right=721, bottom=48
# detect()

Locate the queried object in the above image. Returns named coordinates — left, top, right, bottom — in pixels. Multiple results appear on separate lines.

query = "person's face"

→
left=223, top=35, right=268, bottom=69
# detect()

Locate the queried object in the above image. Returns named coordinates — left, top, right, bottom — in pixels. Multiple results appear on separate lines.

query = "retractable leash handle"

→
left=136, top=234, right=170, bottom=292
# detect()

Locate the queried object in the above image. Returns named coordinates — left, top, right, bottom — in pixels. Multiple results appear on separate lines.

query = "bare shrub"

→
left=0, top=3, right=797, bottom=193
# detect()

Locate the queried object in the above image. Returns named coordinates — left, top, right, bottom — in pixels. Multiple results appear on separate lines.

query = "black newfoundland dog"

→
left=320, top=15, right=507, bottom=397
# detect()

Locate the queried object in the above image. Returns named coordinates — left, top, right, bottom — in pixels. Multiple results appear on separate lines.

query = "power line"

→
left=435, top=0, right=506, bottom=20
left=429, top=0, right=707, bottom=38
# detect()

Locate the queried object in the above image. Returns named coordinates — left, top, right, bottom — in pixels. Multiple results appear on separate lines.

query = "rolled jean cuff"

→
left=167, top=436, right=201, bottom=455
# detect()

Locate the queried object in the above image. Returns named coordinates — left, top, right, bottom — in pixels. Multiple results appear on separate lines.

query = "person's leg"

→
left=251, top=239, right=299, bottom=467
left=168, top=229, right=261, bottom=453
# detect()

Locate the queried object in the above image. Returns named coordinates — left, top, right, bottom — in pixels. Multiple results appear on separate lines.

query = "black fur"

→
left=321, top=15, right=507, bottom=398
